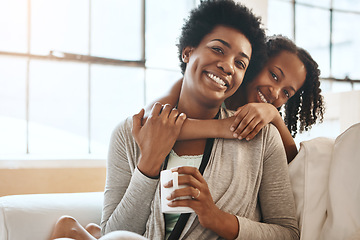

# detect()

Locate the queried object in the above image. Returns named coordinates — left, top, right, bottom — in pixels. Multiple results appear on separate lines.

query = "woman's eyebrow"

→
left=275, top=66, right=285, bottom=78
left=211, top=38, right=231, bottom=48
left=210, top=38, right=250, bottom=61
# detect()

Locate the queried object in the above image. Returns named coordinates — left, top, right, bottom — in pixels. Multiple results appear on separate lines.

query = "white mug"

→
left=160, top=169, right=194, bottom=213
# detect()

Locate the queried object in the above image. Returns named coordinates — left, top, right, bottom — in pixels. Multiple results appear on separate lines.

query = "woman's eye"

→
left=212, top=47, right=223, bottom=54
left=271, top=72, right=278, bottom=81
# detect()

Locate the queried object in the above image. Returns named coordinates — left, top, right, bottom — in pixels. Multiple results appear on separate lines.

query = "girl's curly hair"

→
left=267, top=35, right=325, bottom=137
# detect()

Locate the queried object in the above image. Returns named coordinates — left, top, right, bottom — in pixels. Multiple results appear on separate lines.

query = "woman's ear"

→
left=182, top=47, right=193, bottom=63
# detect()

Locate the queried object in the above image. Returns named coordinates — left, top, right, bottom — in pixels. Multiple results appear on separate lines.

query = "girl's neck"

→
left=224, top=86, right=247, bottom=110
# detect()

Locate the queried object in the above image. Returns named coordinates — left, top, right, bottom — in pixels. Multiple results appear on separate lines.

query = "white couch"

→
left=1, top=123, right=359, bottom=240
left=0, top=192, right=103, bottom=240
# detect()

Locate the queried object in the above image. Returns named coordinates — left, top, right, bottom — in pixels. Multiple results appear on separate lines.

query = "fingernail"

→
left=166, top=195, right=171, bottom=200
left=170, top=167, right=178, bottom=172
left=230, top=127, right=235, bottom=131
left=238, top=136, right=242, bottom=140
left=246, top=137, right=250, bottom=141
left=233, top=133, right=238, bottom=138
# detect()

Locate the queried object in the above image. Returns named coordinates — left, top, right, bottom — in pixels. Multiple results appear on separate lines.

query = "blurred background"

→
left=0, top=0, right=359, bottom=195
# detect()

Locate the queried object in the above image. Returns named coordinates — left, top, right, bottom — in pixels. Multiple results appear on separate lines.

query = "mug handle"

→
left=172, top=172, right=178, bottom=189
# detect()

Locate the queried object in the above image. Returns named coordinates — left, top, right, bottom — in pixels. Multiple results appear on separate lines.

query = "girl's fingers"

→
left=237, top=118, right=259, bottom=140
left=245, top=123, right=264, bottom=140
left=233, top=114, right=254, bottom=139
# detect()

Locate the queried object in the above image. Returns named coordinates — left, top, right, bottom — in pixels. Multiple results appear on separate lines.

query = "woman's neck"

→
left=177, top=96, right=220, bottom=120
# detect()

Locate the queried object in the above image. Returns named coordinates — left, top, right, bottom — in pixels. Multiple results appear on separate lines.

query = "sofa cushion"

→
left=320, top=123, right=360, bottom=240
left=288, top=137, right=334, bottom=240
left=0, top=192, right=103, bottom=240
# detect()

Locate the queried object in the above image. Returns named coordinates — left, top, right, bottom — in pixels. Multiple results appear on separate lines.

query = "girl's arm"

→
left=230, top=103, right=298, bottom=163
left=145, top=78, right=234, bottom=139
left=270, top=114, right=298, bottom=163
left=181, top=105, right=298, bottom=163
left=145, top=80, right=297, bottom=162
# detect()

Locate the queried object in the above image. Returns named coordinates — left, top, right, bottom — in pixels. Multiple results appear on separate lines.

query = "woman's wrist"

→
left=137, top=156, right=162, bottom=178
left=210, top=209, right=239, bottom=240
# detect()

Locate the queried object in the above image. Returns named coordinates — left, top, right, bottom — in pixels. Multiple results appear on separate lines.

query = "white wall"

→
left=295, top=90, right=360, bottom=145
left=238, top=0, right=268, bottom=26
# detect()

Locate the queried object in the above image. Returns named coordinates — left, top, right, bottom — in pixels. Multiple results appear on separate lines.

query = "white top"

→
left=166, top=149, right=202, bottom=170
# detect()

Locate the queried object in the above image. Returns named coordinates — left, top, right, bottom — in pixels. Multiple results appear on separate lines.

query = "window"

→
left=0, top=0, right=197, bottom=156
left=268, top=0, right=360, bottom=85
left=268, top=0, right=360, bottom=142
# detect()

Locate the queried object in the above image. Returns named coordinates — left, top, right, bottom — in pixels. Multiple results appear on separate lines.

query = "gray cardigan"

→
left=101, top=108, right=299, bottom=239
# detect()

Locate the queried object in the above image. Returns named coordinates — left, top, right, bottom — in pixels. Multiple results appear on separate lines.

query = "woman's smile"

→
left=205, top=72, right=228, bottom=90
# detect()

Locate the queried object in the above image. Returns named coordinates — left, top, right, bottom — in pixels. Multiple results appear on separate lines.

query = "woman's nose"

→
left=217, top=59, right=235, bottom=76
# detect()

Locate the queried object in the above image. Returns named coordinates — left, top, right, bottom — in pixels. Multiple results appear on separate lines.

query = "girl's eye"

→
left=235, top=60, right=246, bottom=69
left=270, top=72, right=278, bottom=81
left=284, top=90, right=290, bottom=98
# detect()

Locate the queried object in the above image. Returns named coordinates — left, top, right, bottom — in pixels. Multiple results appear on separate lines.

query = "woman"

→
left=151, top=35, right=324, bottom=163
left=102, top=0, right=298, bottom=239
left=50, top=0, right=299, bottom=239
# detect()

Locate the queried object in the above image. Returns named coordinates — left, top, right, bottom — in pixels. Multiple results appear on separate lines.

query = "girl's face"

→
left=182, top=25, right=252, bottom=108
left=245, top=51, right=306, bottom=108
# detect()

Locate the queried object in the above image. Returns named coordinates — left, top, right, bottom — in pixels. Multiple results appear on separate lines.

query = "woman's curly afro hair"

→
left=267, top=35, right=325, bottom=137
left=177, top=0, right=267, bottom=86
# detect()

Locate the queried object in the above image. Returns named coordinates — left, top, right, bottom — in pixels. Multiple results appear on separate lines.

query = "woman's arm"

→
left=101, top=119, right=159, bottom=235
left=101, top=104, right=186, bottom=235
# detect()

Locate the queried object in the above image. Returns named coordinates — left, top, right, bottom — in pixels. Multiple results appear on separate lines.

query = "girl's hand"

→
left=132, top=103, right=186, bottom=177
left=230, top=103, right=280, bottom=141
left=164, top=166, right=221, bottom=229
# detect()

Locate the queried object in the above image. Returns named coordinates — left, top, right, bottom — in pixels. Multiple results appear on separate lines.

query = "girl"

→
left=150, top=35, right=324, bottom=163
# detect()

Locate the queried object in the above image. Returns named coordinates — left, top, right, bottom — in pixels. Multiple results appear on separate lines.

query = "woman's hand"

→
left=164, top=166, right=238, bottom=239
left=164, top=167, right=218, bottom=226
left=230, top=103, right=281, bottom=141
left=132, top=103, right=186, bottom=177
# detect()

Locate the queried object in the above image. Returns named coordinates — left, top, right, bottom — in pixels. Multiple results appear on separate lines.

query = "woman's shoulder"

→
left=220, top=107, right=236, bottom=119
left=110, top=116, right=134, bottom=140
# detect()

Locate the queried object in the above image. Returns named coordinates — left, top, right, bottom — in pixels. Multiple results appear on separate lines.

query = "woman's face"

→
left=182, top=25, right=252, bottom=108
left=245, top=50, right=307, bottom=108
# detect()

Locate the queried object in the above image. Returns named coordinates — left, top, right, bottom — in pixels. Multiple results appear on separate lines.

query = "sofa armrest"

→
left=0, top=192, right=103, bottom=240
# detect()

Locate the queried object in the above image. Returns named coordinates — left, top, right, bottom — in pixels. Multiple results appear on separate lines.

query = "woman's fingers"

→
left=132, top=108, right=145, bottom=138
left=166, top=186, right=201, bottom=201
left=149, top=102, right=163, bottom=118
left=159, top=103, right=172, bottom=119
